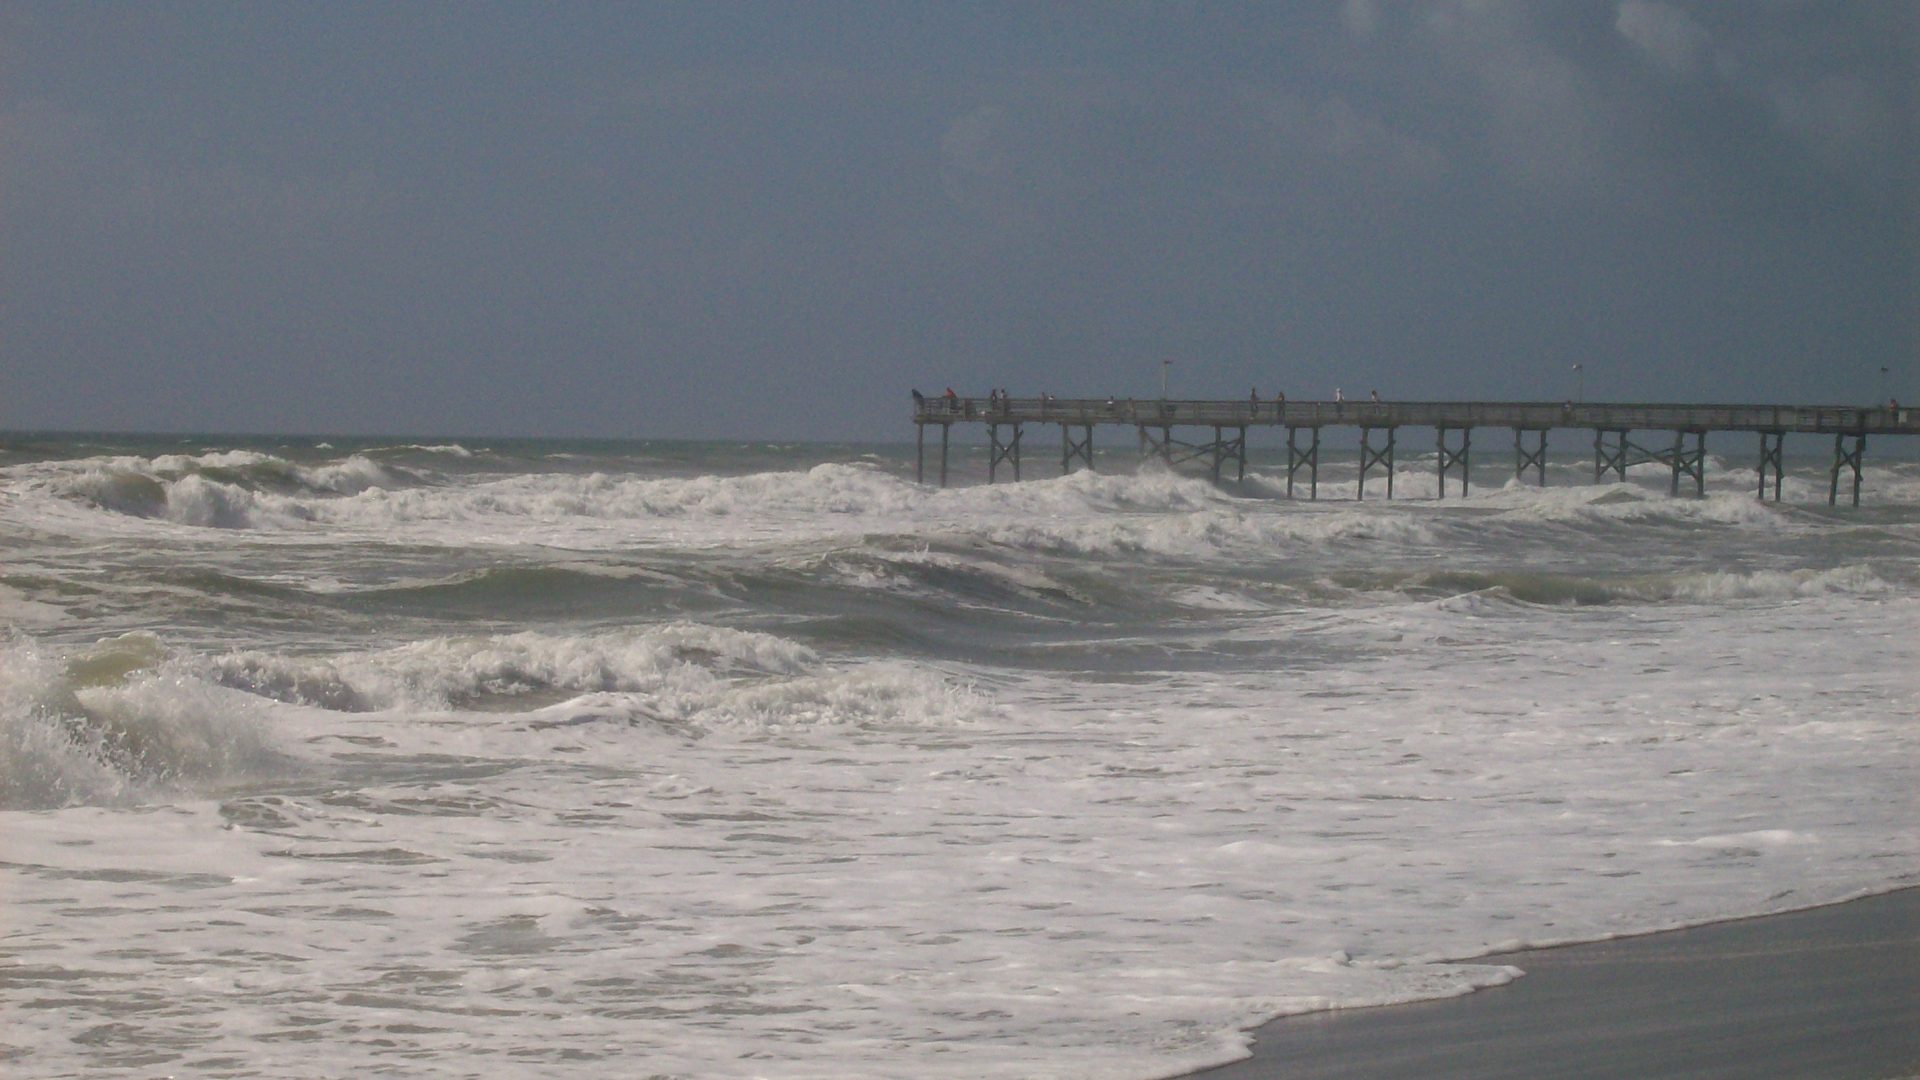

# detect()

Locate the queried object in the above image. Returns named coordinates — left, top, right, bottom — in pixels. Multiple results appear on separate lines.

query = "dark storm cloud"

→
left=2, top=2, right=1912, bottom=438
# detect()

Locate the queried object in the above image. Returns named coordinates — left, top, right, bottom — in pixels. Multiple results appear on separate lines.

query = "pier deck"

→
left=911, top=396, right=1918, bottom=505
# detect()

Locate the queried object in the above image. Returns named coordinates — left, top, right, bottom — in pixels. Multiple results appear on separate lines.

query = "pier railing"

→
left=914, top=397, right=1917, bottom=436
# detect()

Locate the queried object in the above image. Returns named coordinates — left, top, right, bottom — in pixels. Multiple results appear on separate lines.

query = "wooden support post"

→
left=1829, top=433, right=1865, bottom=506
left=1358, top=427, right=1396, bottom=500
left=1386, top=428, right=1396, bottom=499
left=1202, top=426, right=1247, bottom=485
left=939, top=423, right=949, bottom=488
left=1515, top=429, right=1548, bottom=486
left=1758, top=431, right=1784, bottom=501
left=1669, top=430, right=1704, bottom=498
left=1061, top=423, right=1094, bottom=474
left=1137, top=425, right=1168, bottom=463
left=989, top=423, right=1023, bottom=483
left=1595, top=429, right=1629, bottom=483
left=916, top=423, right=925, bottom=484
left=1358, top=428, right=1371, bottom=500
left=1437, top=426, right=1471, bottom=498
left=1286, top=426, right=1320, bottom=500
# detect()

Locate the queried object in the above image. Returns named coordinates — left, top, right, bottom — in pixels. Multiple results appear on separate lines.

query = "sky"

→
left=2, top=1, right=1914, bottom=441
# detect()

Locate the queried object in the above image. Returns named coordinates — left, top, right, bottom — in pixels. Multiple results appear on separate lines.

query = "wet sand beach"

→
left=1185, top=887, right=1920, bottom=1080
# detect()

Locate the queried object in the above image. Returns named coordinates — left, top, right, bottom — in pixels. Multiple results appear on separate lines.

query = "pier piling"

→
left=1758, top=431, right=1784, bottom=501
left=1437, top=426, right=1471, bottom=498
left=1515, top=428, right=1548, bottom=486
left=988, top=423, right=1022, bottom=483
left=1595, top=429, right=1631, bottom=483
left=1357, top=427, right=1396, bottom=500
left=1061, top=423, right=1094, bottom=474
left=1669, top=431, right=1705, bottom=499
left=1830, top=433, right=1866, bottom=506
left=1287, top=426, right=1320, bottom=500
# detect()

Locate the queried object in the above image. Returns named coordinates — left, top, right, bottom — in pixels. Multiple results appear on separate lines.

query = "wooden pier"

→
left=911, top=396, right=1919, bottom=505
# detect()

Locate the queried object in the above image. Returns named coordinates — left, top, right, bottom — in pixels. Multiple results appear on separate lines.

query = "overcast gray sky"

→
left=3, top=1, right=1913, bottom=440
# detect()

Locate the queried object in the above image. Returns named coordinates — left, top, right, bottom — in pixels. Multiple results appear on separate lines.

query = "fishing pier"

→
left=911, top=395, right=1919, bottom=505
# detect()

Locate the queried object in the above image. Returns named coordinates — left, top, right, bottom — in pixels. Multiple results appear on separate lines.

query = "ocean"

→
left=3, top=432, right=1916, bottom=1078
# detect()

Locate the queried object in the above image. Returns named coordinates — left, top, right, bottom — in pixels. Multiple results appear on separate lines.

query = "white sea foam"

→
left=1658, top=565, right=1892, bottom=601
left=1168, top=585, right=1271, bottom=611
left=4, top=592, right=1913, bottom=1077
left=385, top=442, right=479, bottom=457
left=3, top=441, right=1918, bottom=1079
left=12, top=450, right=1906, bottom=560
left=811, top=547, right=1095, bottom=606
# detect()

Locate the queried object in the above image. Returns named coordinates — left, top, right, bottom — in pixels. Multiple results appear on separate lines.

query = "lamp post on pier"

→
left=1161, top=359, right=1171, bottom=400
left=1571, top=363, right=1584, bottom=404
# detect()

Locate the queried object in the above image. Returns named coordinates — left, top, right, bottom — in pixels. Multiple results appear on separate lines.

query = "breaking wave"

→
left=38, top=449, right=422, bottom=529
left=1345, top=564, right=1893, bottom=608
left=0, top=634, right=287, bottom=810
left=215, top=623, right=985, bottom=733
left=2, top=623, right=988, bottom=810
left=208, top=624, right=822, bottom=712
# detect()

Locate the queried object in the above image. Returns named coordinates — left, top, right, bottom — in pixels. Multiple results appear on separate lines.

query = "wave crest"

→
left=1, top=635, right=285, bottom=810
left=43, top=449, right=415, bottom=528
left=1374, top=563, right=1893, bottom=608
left=206, top=624, right=816, bottom=711
left=197, top=623, right=989, bottom=740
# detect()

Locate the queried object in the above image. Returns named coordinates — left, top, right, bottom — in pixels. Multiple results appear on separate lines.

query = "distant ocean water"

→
left=3, top=432, right=1916, bottom=1078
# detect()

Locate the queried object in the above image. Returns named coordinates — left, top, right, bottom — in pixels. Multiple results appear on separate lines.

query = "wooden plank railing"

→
left=913, top=397, right=1920, bottom=436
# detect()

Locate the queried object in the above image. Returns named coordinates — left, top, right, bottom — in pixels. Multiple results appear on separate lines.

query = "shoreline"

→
left=1181, top=886, right=1920, bottom=1080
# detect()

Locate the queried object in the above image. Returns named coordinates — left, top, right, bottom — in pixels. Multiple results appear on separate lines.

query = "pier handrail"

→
left=914, top=396, right=1919, bottom=436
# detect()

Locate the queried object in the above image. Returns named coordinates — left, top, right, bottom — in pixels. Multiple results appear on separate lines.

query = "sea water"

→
left=2, top=433, right=1915, bottom=1078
